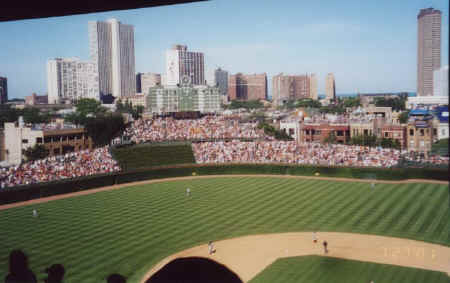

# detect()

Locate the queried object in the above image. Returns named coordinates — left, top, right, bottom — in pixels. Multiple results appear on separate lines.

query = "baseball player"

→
left=208, top=241, right=214, bottom=255
left=313, top=232, right=318, bottom=243
left=186, top=188, right=191, bottom=196
left=32, top=209, right=38, bottom=218
left=371, top=183, right=375, bottom=189
left=323, top=240, right=328, bottom=254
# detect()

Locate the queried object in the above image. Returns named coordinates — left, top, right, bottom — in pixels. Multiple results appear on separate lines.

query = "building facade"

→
left=125, top=93, right=148, bottom=108
left=214, top=68, right=228, bottom=97
left=228, top=73, right=267, bottom=101
left=325, top=73, right=336, bottom=102
left=300, top=123, right=350, bottom=144
left=433, top=65, right=448, bottom=97
left=0, top=77, right=7, bottom=104
left=417, top=8, right=441, bottom=97
left=25, top=93, right=49, bottom=105
left=47, top=58, right=99, bottom=104
left=89, top=18, right=136, bottom=98
left=147, top=84, right=221, bottom=114
left=4, top=121, right=92, bottom=165
left=272, top=73, right=318, bottom=106
left=136, top=73, right=161, bottom=94
left=406, top=110, right=435, bottom=156
left=380, top=125, right=407, bottom=149
left=166, top=45, right=205, bottom=86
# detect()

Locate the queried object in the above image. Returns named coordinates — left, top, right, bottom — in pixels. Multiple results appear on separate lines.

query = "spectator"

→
left=4, top=250, right=37, bottom=283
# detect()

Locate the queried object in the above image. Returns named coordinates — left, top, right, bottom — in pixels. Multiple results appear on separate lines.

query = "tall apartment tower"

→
left=166, top=45, right=205, bottom=86
left=325, top=73, right=336, bottom=102
left=433, top=65, right=448, bottom=97
left=0, top=77, right=7, bottom=104
left=47, top=58, right=99, bottom=104
left=272, top=73, right=317, bottom=106
left=214, top=68, right=228, bottom=97
left=136, top=73, right=161, bottom=94
left=417, top=8, right=441, bottom=97
left=228, top=73, right=267, bottom=101
left=89, top=18, right=136, bottom=99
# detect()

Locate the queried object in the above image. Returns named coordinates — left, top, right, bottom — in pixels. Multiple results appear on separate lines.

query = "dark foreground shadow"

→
left=145, top=257, right=243, bottom=283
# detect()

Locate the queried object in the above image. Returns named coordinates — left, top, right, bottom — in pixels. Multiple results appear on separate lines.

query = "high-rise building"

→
left=272, top=73, right=317, bottom=106
left=166, top=45, right=205, bottom=86
left=89, top=18, right=136, bottom=98
left=0, top=77, right=7, bottom=104
left=228, top=73, right=267, bottom=101
left=325, top=73, right=336, bottom=102
left=214, top=68, right=228, bottom=97
left=47, top=58, right=99, bottom=104
left=417, top=8, right=441, bottom=97
left=136, top=73, right=161, bottom=94
left=433, top=65, right=448, bottom=97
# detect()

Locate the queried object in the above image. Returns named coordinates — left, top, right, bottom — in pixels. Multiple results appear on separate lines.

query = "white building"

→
left=89, top=18, right=136, bottom=99
left=406, top=96, right=448, bottom=109
left=325, top=73, right=336, bottom=102
left=166, top=45, right=205, bottom=86
left=280, top=118, right=301, bottom=142
left=47, top=58, right=99, bottom=104
left=433, top=65, right=449, bottom=97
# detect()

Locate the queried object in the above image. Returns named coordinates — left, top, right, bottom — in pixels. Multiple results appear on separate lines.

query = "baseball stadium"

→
left=1, top=115, right=449, bottom=283
left=1, top=1, right=450, bottom=282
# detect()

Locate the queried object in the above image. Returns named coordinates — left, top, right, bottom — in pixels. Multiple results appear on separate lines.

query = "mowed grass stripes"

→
left=248, top=255, right=449, bottom=283
left=0, top=177, right=448, bottom=283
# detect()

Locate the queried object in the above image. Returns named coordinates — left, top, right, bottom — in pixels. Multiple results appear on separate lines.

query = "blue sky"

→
left=0, top=0, right=448, bottom=99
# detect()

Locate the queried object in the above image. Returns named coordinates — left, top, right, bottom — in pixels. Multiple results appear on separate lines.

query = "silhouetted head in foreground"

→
left=5, top=250, right=37, bottom=283
left=44, top=264, right=65, bottom=283
left=146, top=257, right=242, bottom=283
left=107, top=274, right=126, bottom=283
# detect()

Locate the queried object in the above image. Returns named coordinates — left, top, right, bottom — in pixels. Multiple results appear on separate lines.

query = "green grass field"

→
left=0, top=177, right=448, bottom=283
left=111, top=143, right=195, bottom=170
left=249, top=255, right=449, bottom=283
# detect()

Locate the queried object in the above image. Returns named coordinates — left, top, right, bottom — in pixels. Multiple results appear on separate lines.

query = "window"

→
left=420, top=141, right=425, bottom=147
left=289, top=129, right=294, bottom=136
left=22, top=139, right=28, bottom=144
left=36, top=137, right=42, bottom=143
left=363, top=129, right=368, bottom=136
left=442, top=129, right=446, bottom=136
left=433, top=129, right=437, bottom=135
left=384, top=132, right=389, bottom=138
left=54, top=148, right=60, bottom=155
left=316, top=130, right=321, bottom=135
left=420, top=129, right=424, bottom=136
left=409, top=129, right=414, bottom=136
left=337, top=131, right=343, bottom=136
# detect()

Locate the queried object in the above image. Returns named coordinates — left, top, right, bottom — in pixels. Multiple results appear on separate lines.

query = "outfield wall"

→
left=0, top=163, right=447, bottom=205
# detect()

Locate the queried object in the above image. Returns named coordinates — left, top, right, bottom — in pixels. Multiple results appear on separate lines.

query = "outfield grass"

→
left=0, top=177, right=448, bottom=283
left=249, top=255, right=449, bottom=283
left=111, top=143, right=195, bottom=170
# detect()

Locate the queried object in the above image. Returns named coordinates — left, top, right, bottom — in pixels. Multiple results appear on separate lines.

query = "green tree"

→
left=0, top=105, right=20, bottom=127
left=84, top=113, right=126, bottom=146
left=324, top=131, right=337, bottom=144
left=398, top=110, right=410, bottom=124
left=22, top=144, right=49, bottom=162
left=74, top=98, right=107, bottom=117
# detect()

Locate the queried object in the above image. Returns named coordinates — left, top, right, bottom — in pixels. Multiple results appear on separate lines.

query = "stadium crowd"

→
left=123, top=116, right=271, bottom=143
left=0, top=146, right=120, bottom=189
left=192, top=140, right=441, bottom=168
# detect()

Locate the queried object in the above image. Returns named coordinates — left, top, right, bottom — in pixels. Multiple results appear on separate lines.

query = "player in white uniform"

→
left=208, top=241, right=214, bottom=255
left=186, top=188, right=191, bottom=196
left=313, top=232, right=318, bottom=243
left=32, top=209, right=38, bottom=218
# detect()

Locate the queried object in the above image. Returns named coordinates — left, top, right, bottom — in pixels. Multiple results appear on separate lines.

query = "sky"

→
left=0, top=0, right=448, bottom=99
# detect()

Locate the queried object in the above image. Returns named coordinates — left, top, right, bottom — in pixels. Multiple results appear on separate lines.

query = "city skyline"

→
left=0, top=0, right=448, bottom=99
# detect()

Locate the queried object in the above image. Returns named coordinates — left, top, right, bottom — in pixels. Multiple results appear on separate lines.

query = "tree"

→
left=398, top=110, right=410, bottom=124
left=374, top=97, right=406, bottom=111
left=324, top=131, right=337, bottom=144
left=21, top=108, right=51, bottom=124
left=74, top=98, right=107, bottom=117
left=22, top=144, right=49, bottom=162
left=0, top=105, right=20, bottom=127
left=84, top=113, right=126, bottom=146
left=295, top=98, right=321, bottom=108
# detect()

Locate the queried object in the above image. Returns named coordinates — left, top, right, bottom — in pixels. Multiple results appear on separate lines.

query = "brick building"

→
left=25, top=93, right=49, bottom=105
left=406, top=109, right=434, bottom=156
left=381, top=125, right=407, bottom=149
left=228, top=73, right=267, bottom=101
left=300, top=123, right=350, bottom=144
left=272, top=73, right=317, bottom=106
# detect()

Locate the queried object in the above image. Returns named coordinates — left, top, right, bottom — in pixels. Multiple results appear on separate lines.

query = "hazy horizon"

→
left=0, top=0, right=448, bottom=99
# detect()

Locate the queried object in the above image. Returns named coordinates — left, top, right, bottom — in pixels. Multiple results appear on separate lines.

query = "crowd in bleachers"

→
left=193, top=140, right=411, bottom=168
left=0, top=146, right=120, bottom=189
left=123, top=116, right=271, bottom=143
